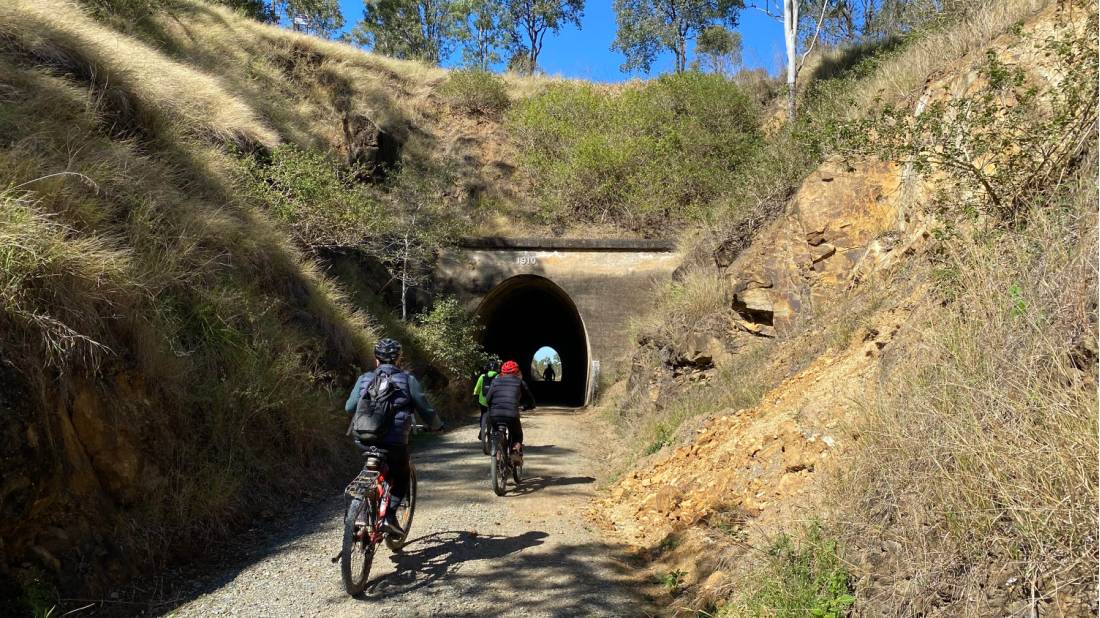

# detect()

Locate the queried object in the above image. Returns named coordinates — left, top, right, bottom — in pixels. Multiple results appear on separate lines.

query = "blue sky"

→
left=332, top=1, right=786, bottom=82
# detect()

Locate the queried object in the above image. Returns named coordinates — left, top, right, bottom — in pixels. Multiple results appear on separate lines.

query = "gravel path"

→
left=163, top=408, right=649, bottom=617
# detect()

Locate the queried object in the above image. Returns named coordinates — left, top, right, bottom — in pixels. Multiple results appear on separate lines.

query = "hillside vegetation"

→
left=596, top=0, right=1098, bottom=616
left=1, top=0, right=1096, bottom=614
left=0, top=0, right=532, bottom=610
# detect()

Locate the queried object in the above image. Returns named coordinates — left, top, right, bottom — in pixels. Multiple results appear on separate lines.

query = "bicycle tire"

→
left=341, top=496, right=376, bottom=596
left=491, top=432, right=507, bottom=496
left=384, top=464, right=417, bottom=551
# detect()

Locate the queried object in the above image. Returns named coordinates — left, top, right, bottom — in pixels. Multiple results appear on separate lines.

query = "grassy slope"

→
left=597, top=0, right=1098, bottom=614
left=0, top=0, right=527, bottom=607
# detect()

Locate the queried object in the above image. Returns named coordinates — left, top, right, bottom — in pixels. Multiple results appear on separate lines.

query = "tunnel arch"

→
left=476, top=275, right=590, bottom=407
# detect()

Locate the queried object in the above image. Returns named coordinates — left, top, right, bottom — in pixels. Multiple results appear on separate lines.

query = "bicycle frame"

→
left=347, top=453, right=393, bottom=545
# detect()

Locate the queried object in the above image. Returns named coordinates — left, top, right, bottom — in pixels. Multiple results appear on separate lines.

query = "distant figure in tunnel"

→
left=542, top=364, right=556, bottom=383
left=486, top=360, right=536, bottom=462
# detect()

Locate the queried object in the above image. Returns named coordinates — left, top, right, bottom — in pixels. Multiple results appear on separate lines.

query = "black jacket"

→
left=486, top=373, right=535, bottom=419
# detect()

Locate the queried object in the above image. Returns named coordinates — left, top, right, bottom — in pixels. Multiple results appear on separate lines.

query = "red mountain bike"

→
left=338, top=442, right=417, bottom=596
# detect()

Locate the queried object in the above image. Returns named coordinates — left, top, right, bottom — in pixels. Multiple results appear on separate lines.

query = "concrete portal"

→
left=478, top=275, right=588, bottom=406
left=435, top=238, right=680, bottom=406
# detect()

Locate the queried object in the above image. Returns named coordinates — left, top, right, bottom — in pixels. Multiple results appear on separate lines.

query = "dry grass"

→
left=629, top=268, right=734, bottom=343
left=0, top=0, right=278, bottom=149
left=842, top=0, right=1054, bottom=112
left=0, top=3, right=387, bottom=597
left=836, top=161, right=1098, bottom=613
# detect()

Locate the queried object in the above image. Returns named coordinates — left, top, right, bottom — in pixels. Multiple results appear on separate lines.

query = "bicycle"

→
left=488, top=420, right=522, bottom=496
left=337, top=430, right=422, bottom=596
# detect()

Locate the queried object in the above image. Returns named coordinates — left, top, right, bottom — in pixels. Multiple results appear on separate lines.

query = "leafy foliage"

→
left=725, top=523, right=855, bottom=617
left=413, top=297, right=492, bottom=379
left=611, top=0, right=742, bottom=73
left=281, top=0, right=344, bottom=37
left=507, top=71, right=760, bottom=231
left=346, top=0, right=464, bottom=64
left=440, top=68, right=512, bottom=115
left=505, top=0, right=585, bottom=73
left=836, top=15, right=1098, bottom=225
left=237, top=145, right=388, bottom=247
left=694, top=24, right=742, bottom=76
left=457, top=0, right=514, bottom=68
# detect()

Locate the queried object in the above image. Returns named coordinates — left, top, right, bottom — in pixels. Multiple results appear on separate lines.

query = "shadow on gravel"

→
left=503, top=475, right=595, bottom=497
left=363, top=530, right=645, bottom=617
left=366, top=530, right=547, bottom=598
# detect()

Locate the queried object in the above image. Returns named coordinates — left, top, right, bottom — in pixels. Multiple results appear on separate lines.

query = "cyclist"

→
left=473, top=362, right=499, bottom=445
left=344, top=338, right=443, bottom=536
left=485, top=360, right=535, bottom=463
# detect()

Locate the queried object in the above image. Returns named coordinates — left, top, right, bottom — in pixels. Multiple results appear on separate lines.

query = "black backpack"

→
left=352, top=369, right=404, bottom=442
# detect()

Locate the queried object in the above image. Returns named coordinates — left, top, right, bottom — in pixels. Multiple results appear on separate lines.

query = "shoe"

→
left=511, top=444, right=523, bottom=467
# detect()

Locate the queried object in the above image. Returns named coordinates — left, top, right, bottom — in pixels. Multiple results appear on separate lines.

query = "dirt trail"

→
left=163, top=408, right=648, bottom=617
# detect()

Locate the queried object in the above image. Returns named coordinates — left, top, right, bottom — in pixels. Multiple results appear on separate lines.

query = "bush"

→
left=439, top=68, right=511, bottom=116
left=507, top=71, right=762, bottom=232
left=723, top=523, right=855, bottom=617
left=413, top=297, right=491, bottom=380
left=237, top=145, right=388, bottom=247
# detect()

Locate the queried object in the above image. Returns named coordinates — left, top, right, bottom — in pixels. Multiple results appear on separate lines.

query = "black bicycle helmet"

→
left=374, top=337, right=402, bottom=363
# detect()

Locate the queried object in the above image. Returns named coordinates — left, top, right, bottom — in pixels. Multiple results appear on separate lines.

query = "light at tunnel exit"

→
left=532, top=346, right=561, bottom=382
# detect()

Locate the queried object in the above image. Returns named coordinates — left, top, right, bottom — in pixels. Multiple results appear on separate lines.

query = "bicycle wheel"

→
left=491, top=432, right=508, bottom=496
left=384, top=464, right=416, bottom=551
left=512, top=455, right=522, bottom=484
left=341, top=495, right=377, bottom=596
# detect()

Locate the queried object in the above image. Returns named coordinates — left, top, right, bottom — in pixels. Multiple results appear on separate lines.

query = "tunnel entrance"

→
left=477, top=275, right=589, bottom=407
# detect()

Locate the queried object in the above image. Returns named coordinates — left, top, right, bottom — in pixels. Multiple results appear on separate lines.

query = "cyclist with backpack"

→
left=485, top=360, right=535, bottom=464
left=473, top=362, right=499, bottom=450
left=344, top=338, right=443, bottom=536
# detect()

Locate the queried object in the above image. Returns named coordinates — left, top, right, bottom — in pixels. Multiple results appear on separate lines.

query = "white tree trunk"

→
left=783, top=0, right=799, bottom=120
left=400, top=232, right=410, bottom=321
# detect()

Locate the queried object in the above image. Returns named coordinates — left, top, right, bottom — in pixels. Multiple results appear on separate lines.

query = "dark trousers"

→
left=489, top=415, right=523, bottom=445
left=478, top=404, right=488, bottom=437
left=356, top=441, right=411, bottom=505
left=384, top=444, right=411, bottom=505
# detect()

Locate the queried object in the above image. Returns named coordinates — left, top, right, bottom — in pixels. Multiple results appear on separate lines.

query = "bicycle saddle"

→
left=359, top=445, right=387, bottom=470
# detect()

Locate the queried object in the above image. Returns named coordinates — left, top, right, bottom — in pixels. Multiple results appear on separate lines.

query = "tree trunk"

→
left=784, top=0, right=799, bottom=120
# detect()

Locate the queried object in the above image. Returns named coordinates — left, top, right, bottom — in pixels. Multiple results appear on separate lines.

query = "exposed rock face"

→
left=727, top=157, right=906, bottom=336
left=341, top=113, right=402, bottom=179
left=597, top=317, right=906, bottom=548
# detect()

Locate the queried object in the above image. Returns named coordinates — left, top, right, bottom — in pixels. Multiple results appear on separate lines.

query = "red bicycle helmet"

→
left=501, top=360, right=520, bottom=374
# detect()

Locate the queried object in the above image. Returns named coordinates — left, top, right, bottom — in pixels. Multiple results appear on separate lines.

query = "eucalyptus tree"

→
left=694, top=24, right=741, bottom=76
left=458, top=0, right=513, bottom=69
left=505, top=0, right=585, bottom=74
left=611, top=0, right=742, bottom=74
left=347, top=0, right=464, bottom=64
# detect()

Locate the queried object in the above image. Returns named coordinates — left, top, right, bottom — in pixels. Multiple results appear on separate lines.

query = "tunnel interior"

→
left=477, top=275, right=589, bottom=407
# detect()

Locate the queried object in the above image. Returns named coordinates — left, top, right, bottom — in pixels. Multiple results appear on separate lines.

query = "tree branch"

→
left=797, top=0, right=831, bottom=74
left=745, top=1, right=783, bottom=21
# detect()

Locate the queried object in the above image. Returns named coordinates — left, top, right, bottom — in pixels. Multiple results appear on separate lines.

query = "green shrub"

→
left=507, top=71, right=762, bottom=232
left=440, top=68, right=511, bottom=116
left=723, top=523, right=855, bottom=617
left=237, top=145, right=387, bottom=247
left=413, top=297, right=491, bottom=380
